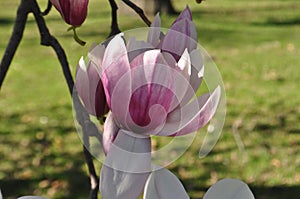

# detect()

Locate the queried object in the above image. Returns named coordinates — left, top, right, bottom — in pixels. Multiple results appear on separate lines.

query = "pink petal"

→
left=101, top=33, right=131, bottom=107
left=56, top=0, right=71, bottom=24
left=128, top=50, right=175, bottom=132
left=162, top=20, right=198, bottom=61
left=100, top=130, right=151, bottom=199
left=147, top=13, right=161, bottom=47
left=173, top=6, right=192, bottom=24
left=171, top=86, right=221, bottom=136
left=103, top=112, right=120, bottom=155
left=159, top=86, right=221, bottom=136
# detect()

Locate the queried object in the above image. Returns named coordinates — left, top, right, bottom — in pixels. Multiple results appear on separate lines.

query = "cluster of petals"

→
left=78, top=6, right=221, bottom=199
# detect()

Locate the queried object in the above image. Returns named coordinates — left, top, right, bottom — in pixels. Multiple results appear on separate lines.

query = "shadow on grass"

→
left=253, top=17, right=300, bottom=26
left=0, top=105, right=94, bottom=199
left=0, top=17, right=14, bottom=26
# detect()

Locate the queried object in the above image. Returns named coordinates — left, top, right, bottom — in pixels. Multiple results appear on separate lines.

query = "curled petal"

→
left=159, top=86, right=221, bottom=136
left=143, top=166, right=189, bottom=199
left=203, top=178, right=255, bottom=199
left=100, top=131, right=151, bottom=199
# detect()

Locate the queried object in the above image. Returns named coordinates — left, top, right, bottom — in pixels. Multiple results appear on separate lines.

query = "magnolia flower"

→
left=75, top=46, right=109, bottom=118
left=143, top=167, right=255, bottom=199
left=50, top=0, right=89, bottom=27
left=86, top=7, right=221, bottom=199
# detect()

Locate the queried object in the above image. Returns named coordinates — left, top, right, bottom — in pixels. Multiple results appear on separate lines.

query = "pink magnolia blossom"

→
left=88, top=7, right=221, bottom=199
left=50, top=0, right=88, bottom=26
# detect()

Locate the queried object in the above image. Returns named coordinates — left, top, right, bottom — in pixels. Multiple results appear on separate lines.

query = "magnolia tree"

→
left=0, top=0, right=255, bottom=199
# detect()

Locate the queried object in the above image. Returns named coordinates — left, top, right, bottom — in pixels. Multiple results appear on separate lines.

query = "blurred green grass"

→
left=1, top=0, right=300, bottom=198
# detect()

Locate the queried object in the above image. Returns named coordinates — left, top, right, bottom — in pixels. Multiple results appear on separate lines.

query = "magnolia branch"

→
left=0, top=0, right=99, bottom=199
left=122, top=0, right=151, bottom=26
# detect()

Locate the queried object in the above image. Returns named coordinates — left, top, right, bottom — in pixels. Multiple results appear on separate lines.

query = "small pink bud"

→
left=50, top=0, right=89, bottom=26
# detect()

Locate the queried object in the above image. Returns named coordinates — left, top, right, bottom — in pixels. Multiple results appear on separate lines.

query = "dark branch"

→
left=31, top=1, right=100, bottom=198
left=122, top=0, right=151, bottom=26
left=0, top=1, right=100, bottom=198
left=41, top=0, right=52, bottom=16
left=0, top=0, right=30, bottom=89
left=108, top=0, right=121, bottom=37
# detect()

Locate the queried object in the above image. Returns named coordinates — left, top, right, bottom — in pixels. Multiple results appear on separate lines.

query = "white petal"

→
left=102, top=33, right=126, bottom=72
left=0, top=189, right=2, bottom=199
left=143, top=166, right=190, bottom=199
left=100, top=165, right=149, bottom=199
left=100, top=131, right=151, bottom=199
left=203, top=178, right=255, bottom=199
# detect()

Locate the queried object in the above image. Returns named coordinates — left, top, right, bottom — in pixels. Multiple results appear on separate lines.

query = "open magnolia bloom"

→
left=143, top=167, right=255, bottom=199
left=84, top=6, right=221, bottom=199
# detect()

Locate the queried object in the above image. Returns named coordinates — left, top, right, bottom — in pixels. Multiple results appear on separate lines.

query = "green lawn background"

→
left=0, top=0, right=300, bottom=198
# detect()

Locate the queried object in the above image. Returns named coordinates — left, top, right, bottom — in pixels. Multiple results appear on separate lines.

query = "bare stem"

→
left=122, top=0, right=151, bottom=26
left=108, top=0, right=121, bottom=37
left=41, top=0, right=52, bottom=16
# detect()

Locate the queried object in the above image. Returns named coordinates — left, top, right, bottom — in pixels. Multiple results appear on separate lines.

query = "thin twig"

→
left=122, top=0, right=151, bottom=26
left=0, top=0, right=30, bottom=89
left=108, top=0, right=121, bottom=37
left=41, top=0, right=52, bottom=16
